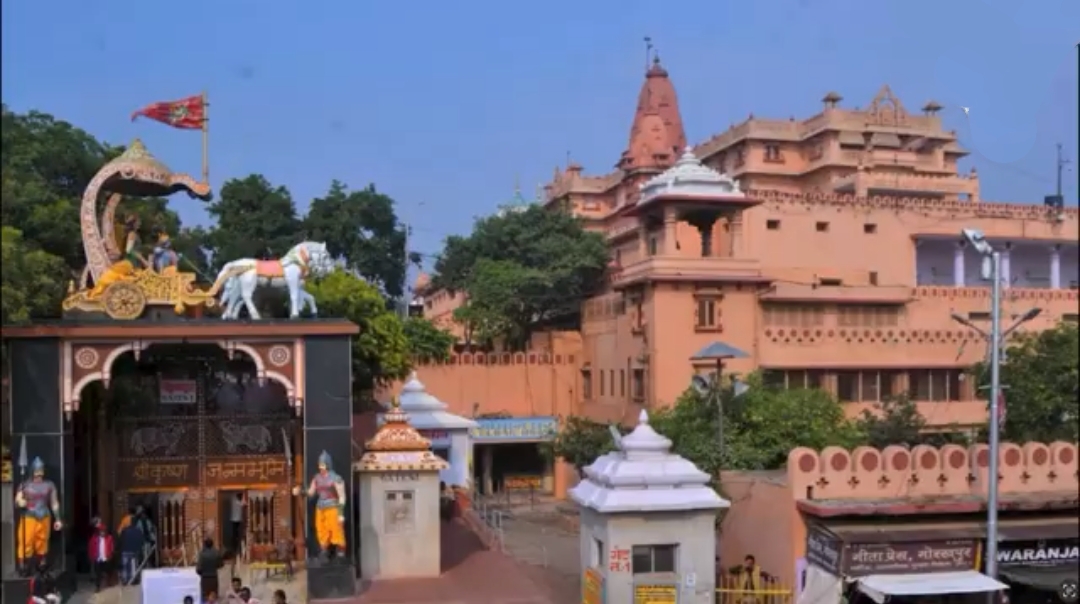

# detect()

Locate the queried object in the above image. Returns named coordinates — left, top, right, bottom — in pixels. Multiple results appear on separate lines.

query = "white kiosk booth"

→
left=386, top=372, right=476, bottom=488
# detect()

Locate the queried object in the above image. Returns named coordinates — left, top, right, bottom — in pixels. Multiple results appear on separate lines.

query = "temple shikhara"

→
left=413, top=55, right=1078, bottom=462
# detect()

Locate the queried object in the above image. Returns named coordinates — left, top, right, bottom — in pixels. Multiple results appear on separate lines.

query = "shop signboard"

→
left=805, top=527, right=979, bottom=577
left=805, top=527, right=843, bottom=576
left=470, top=417, right=558, bottom=443
left=844, top=539, right=978, bottom=576
left=997, top=539, right=1079, bottom=567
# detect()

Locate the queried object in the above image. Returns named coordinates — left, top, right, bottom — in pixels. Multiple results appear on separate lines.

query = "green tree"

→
left=433, top=205, right=608, bottom=349
left=546, top=416, right=621, bottom=477
left=549, top=374, right=865, bottom=482
left=699, top=378, right=868, bottom=473
left=983, top=322, right=1080, bottom=443
left=306, top=271, right=410, bottom=390
left=303, top=181, right=418, bottom=298
left=402, top=317, right=455, bottom=363
left=1, top=226, right=67, bottom=324
left=1, top=106, right=121, bottom=272
left=205, top=174, right=301, bottom=267
left=1, top=106, right=210, bottom=284
left=854, top=395, right=971, bottom=449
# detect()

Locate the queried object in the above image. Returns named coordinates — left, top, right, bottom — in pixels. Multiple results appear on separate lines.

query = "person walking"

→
left=118, top=518, right=144, bottom=585
left=133, top=505, right=158, bottom=568
left=229, top=493, right=246, bottom=560
left=196, top=538, right=224, bottom=601
left=87, top=519, right=115, bottom=591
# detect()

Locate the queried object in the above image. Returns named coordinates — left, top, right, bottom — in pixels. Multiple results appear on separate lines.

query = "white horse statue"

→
left=219, top=277, right=321, bottom=320
left=208, top=241, right=333, bottom=320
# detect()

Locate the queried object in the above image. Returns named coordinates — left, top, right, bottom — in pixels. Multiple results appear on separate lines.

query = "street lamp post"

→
left=956, top=229, right=1041, bottom=588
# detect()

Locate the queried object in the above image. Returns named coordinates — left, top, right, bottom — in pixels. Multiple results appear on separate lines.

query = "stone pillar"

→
left=1001, top=243, right=1012, bottom=289
left=953, top=242, right=966, bottom=287
left=728, top=211, right=745, bottom=257
left=448, top=431, right=470, bottom=488
left=303, top=335, right=356, bottom=599
left=482, top=445, right=494, bottom=496
left=662, top=206, right=679, bottom=255
left=1050, top=245, right=1062, bottom=289
left=686, top=213, right=719, bottom=258
left=637, top=220, right=650, bottom=257
left=4, top=338, right=73, bottom=582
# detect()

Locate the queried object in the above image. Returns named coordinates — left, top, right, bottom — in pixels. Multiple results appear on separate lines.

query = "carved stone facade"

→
left=63, top=338, right=305, bottom=418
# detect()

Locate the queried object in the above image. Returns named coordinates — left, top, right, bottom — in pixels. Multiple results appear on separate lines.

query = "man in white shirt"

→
left=229, top=493, right=245, bottom=560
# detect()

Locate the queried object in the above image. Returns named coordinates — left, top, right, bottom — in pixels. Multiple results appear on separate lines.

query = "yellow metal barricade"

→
left=716, top=574, right=793, bottom=604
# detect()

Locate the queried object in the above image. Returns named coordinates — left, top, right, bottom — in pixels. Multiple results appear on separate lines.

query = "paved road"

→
left=66, top=509, right=581, bottom=604
left=354, top=519, right=562, bottom=604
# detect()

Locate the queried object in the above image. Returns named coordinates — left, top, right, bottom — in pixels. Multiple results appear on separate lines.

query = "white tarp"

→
left=140, top=567, right=200, bottom=604
left=858, top=570, right=1008, bottom=604
left=796, top=565, right=844, bottom=604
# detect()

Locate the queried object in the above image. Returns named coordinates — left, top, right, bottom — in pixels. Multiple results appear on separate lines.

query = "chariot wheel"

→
left=102, top=281, right=146, bottom=320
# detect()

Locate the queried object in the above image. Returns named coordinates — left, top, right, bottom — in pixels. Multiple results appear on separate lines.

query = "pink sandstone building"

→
left=406, top=58, right=1079, bottom=497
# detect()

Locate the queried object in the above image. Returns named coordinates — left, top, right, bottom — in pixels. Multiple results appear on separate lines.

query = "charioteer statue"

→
left=15, top=457, right=63, bottom=574
left=303, top=451, right=346, bottom=560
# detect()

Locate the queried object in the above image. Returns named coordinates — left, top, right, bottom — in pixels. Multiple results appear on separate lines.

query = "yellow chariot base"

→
left=63, top=266, right=218, bottom=320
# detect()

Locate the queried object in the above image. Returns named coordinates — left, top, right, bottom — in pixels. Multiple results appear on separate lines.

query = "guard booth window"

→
left=632, top=544, right=676, bottom=574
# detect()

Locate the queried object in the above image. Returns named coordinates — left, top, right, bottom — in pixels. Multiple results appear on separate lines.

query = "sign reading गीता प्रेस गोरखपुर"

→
left=470, top=417, right=558, bottom=443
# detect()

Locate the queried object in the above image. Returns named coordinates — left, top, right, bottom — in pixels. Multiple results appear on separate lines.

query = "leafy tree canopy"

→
left=206, top=174, right=303, bottom=266
left=981, top=322, right=1079, bottom=443
left=401, top=317, right=455, bottom=363
left=304, top=181, right=418, bottom=299
left=550, top=374, right=865, bottom=481
left=306, top=271, right=410, bottom=389
left=1, top=226, right=67, bottom=324
left=433, top=205, right=608, bottom=348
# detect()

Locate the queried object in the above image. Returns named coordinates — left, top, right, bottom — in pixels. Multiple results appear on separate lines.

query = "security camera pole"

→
left=960, top=228, right=1004, bottom=586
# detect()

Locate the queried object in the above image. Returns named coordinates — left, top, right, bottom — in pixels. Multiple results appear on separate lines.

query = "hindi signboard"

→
left=582, top=567, right=604, bottom=604
left=634, top=583, right=677, bottom=604
left=844, top=539, right=979, bottom=576
left=204, top=458, right=288, bottom=486
left=805, top=527, right=980, bottom=577
left=159, top=379, right=197, bottom=405
left=805, top=526, right=844, bottom=576
left=119, top=460, right=198, bottom=489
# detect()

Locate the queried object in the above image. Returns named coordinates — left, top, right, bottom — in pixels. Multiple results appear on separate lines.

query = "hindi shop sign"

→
left=159, top=379, right=197, bottom=405
left=805, top=527, right=844, bottom=576
left=997, top=539, right=1079, bottom=567
left=844, top=539, right=979, bottom=576
left=804, top=529, right=980, bottom=577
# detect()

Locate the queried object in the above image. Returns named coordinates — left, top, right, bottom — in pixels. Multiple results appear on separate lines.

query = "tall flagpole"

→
left=201, top=90, right=210, bottom=183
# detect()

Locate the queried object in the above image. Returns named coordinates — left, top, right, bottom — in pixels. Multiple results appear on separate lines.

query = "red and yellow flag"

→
left=131, top=94, right=205, bottom=130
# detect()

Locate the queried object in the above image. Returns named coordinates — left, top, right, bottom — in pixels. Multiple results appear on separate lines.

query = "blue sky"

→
left=2, top=0, right=1077, bottom=270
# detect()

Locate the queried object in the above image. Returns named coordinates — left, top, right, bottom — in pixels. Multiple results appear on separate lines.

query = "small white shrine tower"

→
left=570, top=410, right=730, bottom=604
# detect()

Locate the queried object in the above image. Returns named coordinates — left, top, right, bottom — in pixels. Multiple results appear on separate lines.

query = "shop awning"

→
left=858, top=571, right=1007, bottom=604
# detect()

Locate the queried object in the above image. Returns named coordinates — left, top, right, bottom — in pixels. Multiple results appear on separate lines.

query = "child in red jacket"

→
left=87, top=518, right=115, bottom=591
